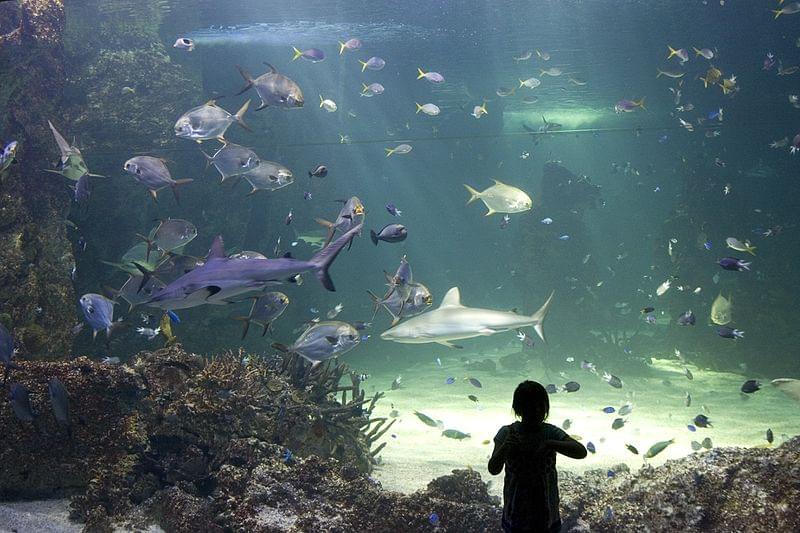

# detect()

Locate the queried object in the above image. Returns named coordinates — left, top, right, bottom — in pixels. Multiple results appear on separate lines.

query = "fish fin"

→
left=415, top=102, right=422, bottom=114
left=339, top=41, right=346, bottom=55
left=271, top=342, right=290, bottom=353
left=484, top=208, right=496, bottom=216
left=234, top=65, right=254, bottom=95
left=261, top=322, right=272, bottom=337
left=135, top=233, right=156, bottom=262
left=148, top=189, right=159, bottom=203
left=170, top=179, right=193, bottom=204
left=772, top=9, right=782, bottom=19
left=204, top=286, right=222, bottom=299
left=384, top=148, right=394, bottom=157
left=315, top=217, right=334, bottom=228
left=366, top=290, right=383, bottom=321
left=231, top=316, right=251, bottom=340
left=206, top=235, right=225, bottom=260
left=292, top=46, right=303, bottom=61
left=255, top=102, right=268, bottom=111
left=667, top=45, right=678, bottom=58
left=417, top=67, right=426, bottom=79
left=234, top=99, right=252, bottom=131
left=319, top=94, right=324, bottom=108
left=370, top=230, right=379, bottom=246
left=263, top=62, right=278, bottom=73
left=132, top=261, right=154, bottom=293
left=309, top=224, right=363, bottom=291
left=439, top=287, right=462, bottom=308
left=436, top=341, right=463, bottom=349
left=87, top=173, right=105, bottom=178
left=634, top=97, right=646, bottom=110
left=463, top=184, right=481, bottom=205
left=359, top=60, right=367, bottom=72
left=531, top=290, right=555, bottom=342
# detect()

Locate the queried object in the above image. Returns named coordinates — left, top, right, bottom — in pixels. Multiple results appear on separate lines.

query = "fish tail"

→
left=310, top=223, right=363, bottom=291
left=135, top=233, right=156, bottom=263
left=171, top=178, right=193, bottom=205
left=700, top=76, right=709, bottom=88
left=656, top=69, right=663, bottom=78
left=693, top=47, right=702, bottom=56
left=359, top=60, right=368, bottom=72
left=361, top=83, right=369, bottom=93
left=518, top=78, right=524, bottom=88
left=634, top=97, right=646, bottom=110
left=231, top=315, right=251, bottom=339
left=667, top=45, right=678, bottom=58
left=539, top=69, right=546, bottom=76
left=530, top=290, right=555, bottom=342
left=463, top=184, right=481, bottom=205
left=415, top=102, right=422, bottom=114
left=234, top=99, right=252, bottom=132
left=234, top=65, right=254, bottom=95
left=370, top=229, right=379, bottom=246
left=417, top=67, right=426, bottom=80
left=200, top=149, right=214, bottom=171
left=292, top=46, right=303, bottom=61
left=772, top=9, right=782, bottom=18
left=338, top=41, right=346, bottom=55
left=319, top=94, right=324, bottom=108
left=746, top=244, right=757, bottom=256
left=131, top=260, right=154, bottom=292
left=384, top=148, right=394, bottom=157
left=366, top=290, right=383, bottom=321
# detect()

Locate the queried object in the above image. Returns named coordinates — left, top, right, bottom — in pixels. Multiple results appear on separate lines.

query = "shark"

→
left=144, top=224, right=362, bottom=310
left=380, top=287, right=554, bottom=348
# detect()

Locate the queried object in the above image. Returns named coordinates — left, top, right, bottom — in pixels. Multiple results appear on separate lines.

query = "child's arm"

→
left=545, top=436, right=587, bottom=459
left=488, top=429, right=519, bottom=474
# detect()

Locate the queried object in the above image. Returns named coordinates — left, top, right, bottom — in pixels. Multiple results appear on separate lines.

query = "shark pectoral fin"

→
left=478, top=328, right=497, bottom=335
left=484, top=208, right=496, bottom=216
left=436, top=341, right=463, bottom=349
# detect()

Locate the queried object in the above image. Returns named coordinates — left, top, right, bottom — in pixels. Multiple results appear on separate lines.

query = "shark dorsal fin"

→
left=439, top=287, right=462, bottom=308
left=207, top=235, right=225, bottom=260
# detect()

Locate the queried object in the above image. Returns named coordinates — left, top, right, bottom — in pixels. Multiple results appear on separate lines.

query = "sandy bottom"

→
left=0, top=499, right=81, bottom=533
left=366, top=348, right=798, bottom=497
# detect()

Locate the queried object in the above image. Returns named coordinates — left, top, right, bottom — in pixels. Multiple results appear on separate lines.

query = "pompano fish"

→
left=123, top=156, right=193, bottom=203
left=139, top=219, right=198, bottom=260
left=338, top=38, right=362, bottom=54
left=519, top=77, right=541, bottom=89
left=45, top=121, right=104, bottom=181
left=773, top=2, right=800, bottom=18
left=710, top=293, right=732, bottom=325
left=385, top=144, right=412, bottom=157
left=117, top=274, right=167, bottom=310
left=693, top=47, right=714, bottom=60
left=539, top=67, right=562, bottom=77
left=315, top=196, right=365, bottom=247
left=464, top=179, right=532, bottom=216
left=367, top=282, right=433, bottom=324
left=725, top=237, right=756, bottom=256
left=667, top=45, right=689, bottom=64
left=174, top=99, right=251, bottom=143
left=235, top=63, right=304, bottom=110
left=272, top=321, right=360, bottom=365
left=415, top=103, right=440, bottom=116
left=381, top=287, right=554, bottom=348
left=145, top=224, right=362, bottom=310
left=232, top=292, right=289, bottom=338
left=202, top=142, right=260, bottom=182
left=417, top=68, right=445, bottom=83
left=79, top=293, right=120, bottom=340
left=359, top=56, right=386, bottom=72
left=242, top=160, right=294, bottom=194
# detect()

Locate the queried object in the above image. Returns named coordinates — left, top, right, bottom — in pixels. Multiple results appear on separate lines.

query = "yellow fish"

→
left=159, top=313, right=177, bottom=346
left=710, top=293, right=732, bottom=325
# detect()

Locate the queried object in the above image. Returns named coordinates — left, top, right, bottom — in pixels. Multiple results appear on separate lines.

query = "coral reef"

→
left=2, top=346, right=799, bottom=532
left=560, top=439, right=800, bottom=532
left=0, top=0, right=76, bottom=358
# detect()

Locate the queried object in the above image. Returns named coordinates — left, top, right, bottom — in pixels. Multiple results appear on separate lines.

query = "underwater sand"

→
left=367, top=346, right=798, bottom=497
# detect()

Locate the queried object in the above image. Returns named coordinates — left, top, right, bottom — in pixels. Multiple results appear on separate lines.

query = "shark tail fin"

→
left=530, top=291, right=555, bottom=342
left=463, top=184, right=481, bottom=205
left=309, top=223, right=363, bottom=291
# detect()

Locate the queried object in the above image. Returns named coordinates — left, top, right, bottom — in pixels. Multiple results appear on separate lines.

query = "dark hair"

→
left=512, top=380, right=549, bottom=423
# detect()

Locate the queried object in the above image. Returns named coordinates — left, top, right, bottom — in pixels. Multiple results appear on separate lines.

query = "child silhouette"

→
left=488, top=380, right=587, bottom=532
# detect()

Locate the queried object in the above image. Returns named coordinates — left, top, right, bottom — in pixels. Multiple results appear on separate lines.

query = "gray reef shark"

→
left=144, top=224, right=362, bottom=310
left=380, top=287, right=554, bottom=347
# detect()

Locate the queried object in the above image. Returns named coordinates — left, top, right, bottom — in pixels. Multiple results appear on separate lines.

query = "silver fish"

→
left=174, top=99, right=250, bottom=142
left=235, top=63, right=304, bottom=110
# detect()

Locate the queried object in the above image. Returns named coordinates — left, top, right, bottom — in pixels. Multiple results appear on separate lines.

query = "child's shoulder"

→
left=541, top=422, right=569, bottom=439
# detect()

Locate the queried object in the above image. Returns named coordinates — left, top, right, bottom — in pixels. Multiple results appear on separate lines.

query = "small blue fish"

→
left=167, top=310, right=181, bottom=324
left=658, top=134, right=669, bottom=144
left=704, top=241, right=712, bottom=250
left=429, top=513, right=440, bottom=526
left=587, top=441, right=596, bottom=454
left=602, top=406, right=616, bottom=414
left=282, top=448, right=294, bottom=464
left=385, top=203, right=402, bottom=216
left=445, top=377, right=455, bottom=385
left=361, top=334, right=370, bottom=342
left=607, top=470, right=616, bottom=478
left=645, top=315, right=656, bottom=324
left=79, top=293, right=117, bottom=340
left=708, top=108, right=722, bottom=121
left=687, top=424, right=696, bottom=432
left=558, top=234, right=570, bottom=241
left=623, top=347, right=632, bottom=355
left=303, top=191, right=312, bottom=200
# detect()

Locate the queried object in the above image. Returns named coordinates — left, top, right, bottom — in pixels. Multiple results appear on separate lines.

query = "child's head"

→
left=512, top=380, right=549, bottom=423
